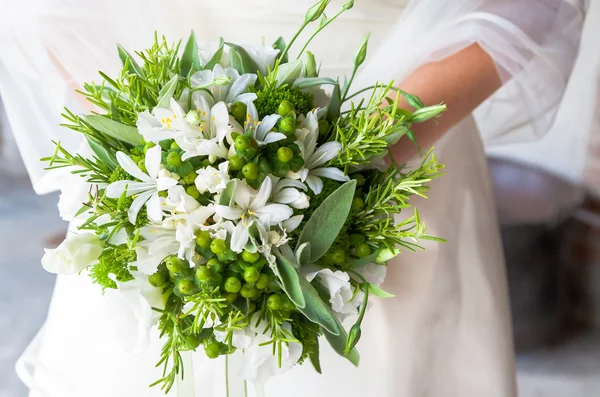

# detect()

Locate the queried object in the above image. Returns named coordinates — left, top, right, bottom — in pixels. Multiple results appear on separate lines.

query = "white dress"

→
left=0, top=1, right=585, bottom=396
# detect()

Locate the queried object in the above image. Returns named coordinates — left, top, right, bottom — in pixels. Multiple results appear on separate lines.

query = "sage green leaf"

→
left=272, top=36, right=288, bottom=63
left=323, top=323, right=360, bottom=366
left=368, top=283, right=395, bottom=298
left=227, top=42, right=260, bottom=74
left=272, top=247, right=306, bottom=308
left=117, top=45, right=145, bottom=77
left=295, top=242, right=311, bottom=267
left=86, top=136, right=117, bottom=169
left=156, top=75, right=179, bottom=109
left=180, top=31, right=201, bottom=77
left=297, top=277, right=340, bottom=335
left=292, top=77, right=337, bottom=89
left=327, top=82, right=341, bottom=119
left=218, top=180, right=236, bottom=206
left=298, top=179, right=356, bottom=263
left=204, top=38, right=225, bottom=71
left=276, top=60, right=303, bottom=88
left=86, top=115, right=143, bottom=146
left=304, top=51, right=317, bottom=78
left=309, top=343, right=322, bottom=374
left=376, top=248, right=401, bottom=263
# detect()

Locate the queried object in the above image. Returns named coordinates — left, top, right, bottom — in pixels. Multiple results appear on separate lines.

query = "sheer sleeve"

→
left=355, top=0, right=586, bottom=146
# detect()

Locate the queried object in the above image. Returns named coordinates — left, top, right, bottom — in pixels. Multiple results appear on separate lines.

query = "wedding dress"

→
left=0, top=0, right=585, bottom=396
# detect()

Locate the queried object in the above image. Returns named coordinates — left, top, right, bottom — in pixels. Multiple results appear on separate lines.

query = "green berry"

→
left=185, top=110, right=201, bottom=125
left=278, top=117, right=296, bottom=134
left=280, top=295, right=295, bottom=312
left=240, top=283, right=258, bottom=299
left=355, top=243, right=372, bottom=258
left=182, top=172, right=196, bottom=186
left=255, top=274, right=269, bottom=290
left=235, top=135, right=251, bottom=151
left=158, top=190, right=168, bottom=198
left=242, top=163, right=259, bottom=180
left=143, top=142, right=156, bottom=153
left=349, top=233, right=366, bottom=247
left=248, top=302, right=257, bottom=312
left=167, top=151, right=182, bottom=166
left=352, top=173, right=365, bottom=186
left=206, top=258, right=222, bottom=273
left=166, top=257, right=184, bottom=273
left=204, top=343, right=220, bottom=359
left=241, top=250, right=260, bottom=263
left=148, top=272, right=167, bottom=287
left=243, top=267, right=260, bottom=283
left=277, top=147, right=294, bottom=163
left=137, top=159, right=147, bottom=173
left=267, top=294, right=282, bottom=310
left=318, top=119, right=329, bottom=136
left=224, top=277, right=242, bottom=293
left=230, top=102, right=247, bottom=123
left=186, top=185, right=200, bottom=199
left=185, top=334, right=202, bottom=349
left=177, top=279, right=195, bottom=295
left=210, top=239, right=227, bottom=254
left=195, top=230, right=211, bottom=247
left=229, top=155, right=246, bottom=171
left=278, top=100, right=295, bottom=116
left=351, top=197, right=364, bottom=212
left=195, top=266, right=212, bottom=282
left=225, top=292, right=238, bottom=304
left=330, top=248, right=346, bottom=264
left=244, top=147, right=258, bottom=160
left=170, top=141, right=180, bottom=150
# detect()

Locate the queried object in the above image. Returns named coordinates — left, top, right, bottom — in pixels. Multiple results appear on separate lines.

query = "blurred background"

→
left=1, top=4, right=600, bottom=397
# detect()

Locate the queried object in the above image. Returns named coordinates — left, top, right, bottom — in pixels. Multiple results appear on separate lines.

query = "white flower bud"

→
left=41, top=233, right=103, bottom=275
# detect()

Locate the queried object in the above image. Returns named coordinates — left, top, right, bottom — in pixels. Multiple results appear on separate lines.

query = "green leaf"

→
left=86, top=115, right=143, bottom=146
left=272, top=36, right=288, bottom=64
left=204, top=38, right=225, bottom=71
left=298, top=179, right=356, bottom=263
left=323, top=323, right=360, bottom=366
left=272, top=247, right=306, bottom=309
left=376, top=248, right=400, bottom=263
left=367, top=283, right=395, bottom=298
left=157, top=75, right=179, bottom=109
left=297, top=277, right=340, bottom=335
left=276, top=60, right=303, bottom=88
left=218, top=180, right=237, bottom=206
left=180, top=31, right=201, bottom=77
left=327, top=82, right=341, bottom=119
left=296, top=242, right=312, bottom=267
left=304, top=51, right=318, bottom=78
left=292, top=77, right=337, bottom=89
left=226, top=42, right=260, bottom=74
left=86, top=136, right=118, bottom=169
left=349, top=249, right=381, bottom=269
left=309, top=343, right=322, bottom=374
left=117, top=45, right=145, bottom=78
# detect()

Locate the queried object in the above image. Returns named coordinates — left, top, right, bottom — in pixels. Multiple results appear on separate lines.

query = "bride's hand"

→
left=392, top=43, right=502, bottom=163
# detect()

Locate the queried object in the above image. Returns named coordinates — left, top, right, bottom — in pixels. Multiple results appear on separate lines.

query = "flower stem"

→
left=296, top=8, right=346, bottom=59
left=225, top=355, right=230, bottom=397
left=279, top=22, right=308, bottom=61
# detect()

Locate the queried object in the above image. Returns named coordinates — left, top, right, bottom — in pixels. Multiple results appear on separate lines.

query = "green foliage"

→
left=108, top=165, right=132, bottom=183
left=291, top=314, right=322, bottom=369
left=89, top=246, right=135, bottom=290
left=251, top=85, right=314, bottom=119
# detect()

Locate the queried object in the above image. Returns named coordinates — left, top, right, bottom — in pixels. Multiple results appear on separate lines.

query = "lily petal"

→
left=254, top=204, right=293, bottom=225
left=106, top=181, right=153, bottom=198
left=306, top=141, right=341, bottom=169
left=116, top=152, right=152, bottom=183
left=226, top=74, right=257, bottom=103
left=261, top=132, right=287, bottom=145
left=144, top=146, right=162, bottom=180
left=310, top=167, right=350, bottom=182
left=213, top=204, right=244, bottom=220
left=146, top=193, right=163, bottom=223
left=231, top=221, right=250, bottom=253
left=252, top=177, right=272, bottom=209
left=305, top=175, right=324, bottom=195
left=283, top=215, right=303, bottom=232
left=127, top=190, right=154, bottom=225
left=255, top=114, right=281, bottom=141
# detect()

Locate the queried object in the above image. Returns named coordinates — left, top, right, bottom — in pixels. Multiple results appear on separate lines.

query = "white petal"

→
left=305, top=175, right=323, bottom=195
left=276, top=178, right=307, bottom=191
left=106, top=181, right=152, bottom=198
left=226, top=74, right=257, bottom=103
left=251, top=177, right=272, bottom=209
left=255, top=114, right=281, bottom=141
left=283, top=215, right=303, bottom=232
left=127, top=190, right=154, bottom=225
left=230, top=221, right=249, bottom=253
left=234, top=181, right=252, bottom=210
left=254, top=204, right=293, bottom=225
left=213, top=204, right=244, bottom=220
left=156, top=177, right=178, bottom=191
left=144, top=145, right=162, bottom=180
left=307, top=141, right=341, bottom=169
left=261, top=132, right=287, bottom=145
left=236, top=93, right=258, bottom=106
left=273, top=188, right=302, bottom=204
left=247, top=102, right=259, bottom=124
left=146, top=193, right=163, bottom=223
left=310, top=167, right=350, bottom=182
left=116, top=152, right=152, bottom=183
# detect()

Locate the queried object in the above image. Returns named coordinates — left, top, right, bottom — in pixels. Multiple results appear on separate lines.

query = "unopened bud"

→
left=305, top=0, right=330, bottom=23
left=344, top=323, right=362, bottom=356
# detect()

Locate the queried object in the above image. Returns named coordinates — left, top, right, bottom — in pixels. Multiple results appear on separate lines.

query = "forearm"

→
left=392, top=43, right=502, bottom=162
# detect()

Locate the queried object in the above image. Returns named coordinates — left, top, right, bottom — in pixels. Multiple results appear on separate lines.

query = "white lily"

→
left=213, top=178, right=293, bottom=252
left=136, top=98, right=194, bottom=144
left=231, top=102, right=286, bottom=146
left=195, top=161, right=230, bottom=194
left=175, top=97, right=231, bottom=162
left=291, top=110, right=350, bottom=194
left=190, top=64, right=257, bottom=106
left=106, top=146, right=178, bottom=225
left=270, top=176, right=310, bottom=209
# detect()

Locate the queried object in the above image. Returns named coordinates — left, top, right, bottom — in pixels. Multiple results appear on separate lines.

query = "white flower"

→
left=291, top=110, right=350, bottom=194
left=131, top=226, right=179, bottom=274
left=303, top=265, right=363, bottom=316
left=214, top=178, right=293, bottom=252
left=175, top=97, right=231, bottom=162
left=136, top=98, right=193, bottom=144
left=164, top=185, right=200, bottom=213
left=239, top=315, right=302, bottom=383
left=195, top=161, right=230, bottom=194
left=214, top=327, right=253, bottom=350
left=355, top=263, right=387, bottom=286
left=41, top=233, right=103, bottom=275
left=231, top=102, right=286, bottom=146
left=270, top=176, right=310, bottom=209
left=163, top=203, right=217, bottom=262
left=105, top=146, right=178, bottom=225
left=190, top=64, right=257, bottom=106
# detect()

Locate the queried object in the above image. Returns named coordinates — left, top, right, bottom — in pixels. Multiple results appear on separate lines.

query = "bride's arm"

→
left=392, top=43, right=502, bottom=161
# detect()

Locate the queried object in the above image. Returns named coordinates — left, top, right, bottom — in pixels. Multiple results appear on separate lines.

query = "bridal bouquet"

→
left=41, top=0, right=444, bottom=392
